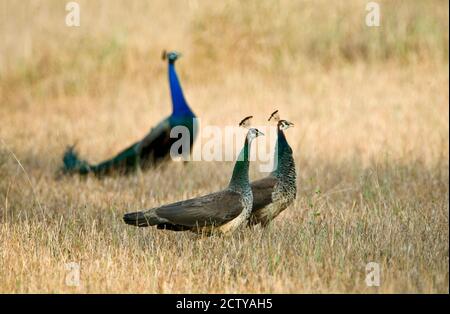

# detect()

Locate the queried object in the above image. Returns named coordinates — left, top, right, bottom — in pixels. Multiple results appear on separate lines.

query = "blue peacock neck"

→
left=229, top=137, right=251, bottom=192
left=168, top=62, right=195, bottom=118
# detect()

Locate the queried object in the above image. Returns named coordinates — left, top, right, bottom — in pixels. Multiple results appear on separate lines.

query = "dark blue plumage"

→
left=168, top=52, right=194, bottom=118
left=62, top=51, right=197, bottom=176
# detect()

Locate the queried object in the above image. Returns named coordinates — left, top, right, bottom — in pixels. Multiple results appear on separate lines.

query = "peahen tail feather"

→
left=124, top=210, right=190, bottom=231
left=123, top=211, right=155, bottom=227
left=62, top=146, right=92, bottom=175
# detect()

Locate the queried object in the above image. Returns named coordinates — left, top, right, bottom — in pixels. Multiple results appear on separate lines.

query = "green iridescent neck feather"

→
left=229, top=137, right=251, bottom=191
left=272, top=128, right=294, bottom=177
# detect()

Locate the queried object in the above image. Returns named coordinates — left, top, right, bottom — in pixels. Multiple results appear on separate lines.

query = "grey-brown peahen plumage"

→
left=123, top=117, right=264, bottom=235
left=248, top=110, right=297, bottom=227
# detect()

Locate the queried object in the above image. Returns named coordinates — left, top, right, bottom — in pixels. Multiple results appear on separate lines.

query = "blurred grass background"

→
left=1, top=0, right=448, bottom=99
left=0, top=0, right=448, bottom=293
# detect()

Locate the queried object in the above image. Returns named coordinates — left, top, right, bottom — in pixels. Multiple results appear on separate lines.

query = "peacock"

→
left=248, top=110, right=297, bottom=227
left=62, top=51, right=197, bottom=176
left=123, top=117, right=264, bottom=235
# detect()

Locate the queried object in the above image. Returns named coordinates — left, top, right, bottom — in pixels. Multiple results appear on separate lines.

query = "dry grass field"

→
left=0, top=0, right=448, bottom=293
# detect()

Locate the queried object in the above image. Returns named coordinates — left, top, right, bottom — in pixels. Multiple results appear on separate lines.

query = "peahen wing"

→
left=250, top=176, right=278, bottom=211
left=153, top=190, right=244, bottom=227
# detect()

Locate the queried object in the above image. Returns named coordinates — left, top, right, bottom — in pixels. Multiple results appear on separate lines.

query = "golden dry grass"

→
left=0, top=0, right=448, bottom=293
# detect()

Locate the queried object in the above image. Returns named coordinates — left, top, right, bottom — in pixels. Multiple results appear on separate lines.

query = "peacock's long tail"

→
left=62, top=146, right=92, bottom=175
left=62, top=143, right=141, bottom=176
left=61, top=50, right=195, bottom=177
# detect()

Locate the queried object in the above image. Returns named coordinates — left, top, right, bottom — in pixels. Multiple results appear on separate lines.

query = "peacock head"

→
left=239, top=116, right=264, bottom=142
left=268, top=110, right=294, bottom=130
left=162, top=50, right=182, bottom=64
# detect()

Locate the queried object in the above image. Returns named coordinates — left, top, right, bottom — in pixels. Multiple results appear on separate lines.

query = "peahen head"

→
left=239, top=116, right=264, bottom=142
left=162, top=50, right=182, bottom=63
left=247, top=128, right=265, bottom=141
left=279, top=120, right=294, bottom=130
left=268, top=110, right=294, bottom=130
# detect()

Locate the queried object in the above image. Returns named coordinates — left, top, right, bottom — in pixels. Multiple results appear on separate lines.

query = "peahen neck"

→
left=272, top=128, right=294, bottom=177
left=229, top=137, right=251, bottom=192
left=168, top=62, right=194, bottom=118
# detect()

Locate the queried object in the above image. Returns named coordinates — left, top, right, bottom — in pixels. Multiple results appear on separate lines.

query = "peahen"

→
left=248, top=110, right=297, bottom=227
left=62, top=51, right=197, bottom=176
left=123, top=117, right=264, bottom=235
